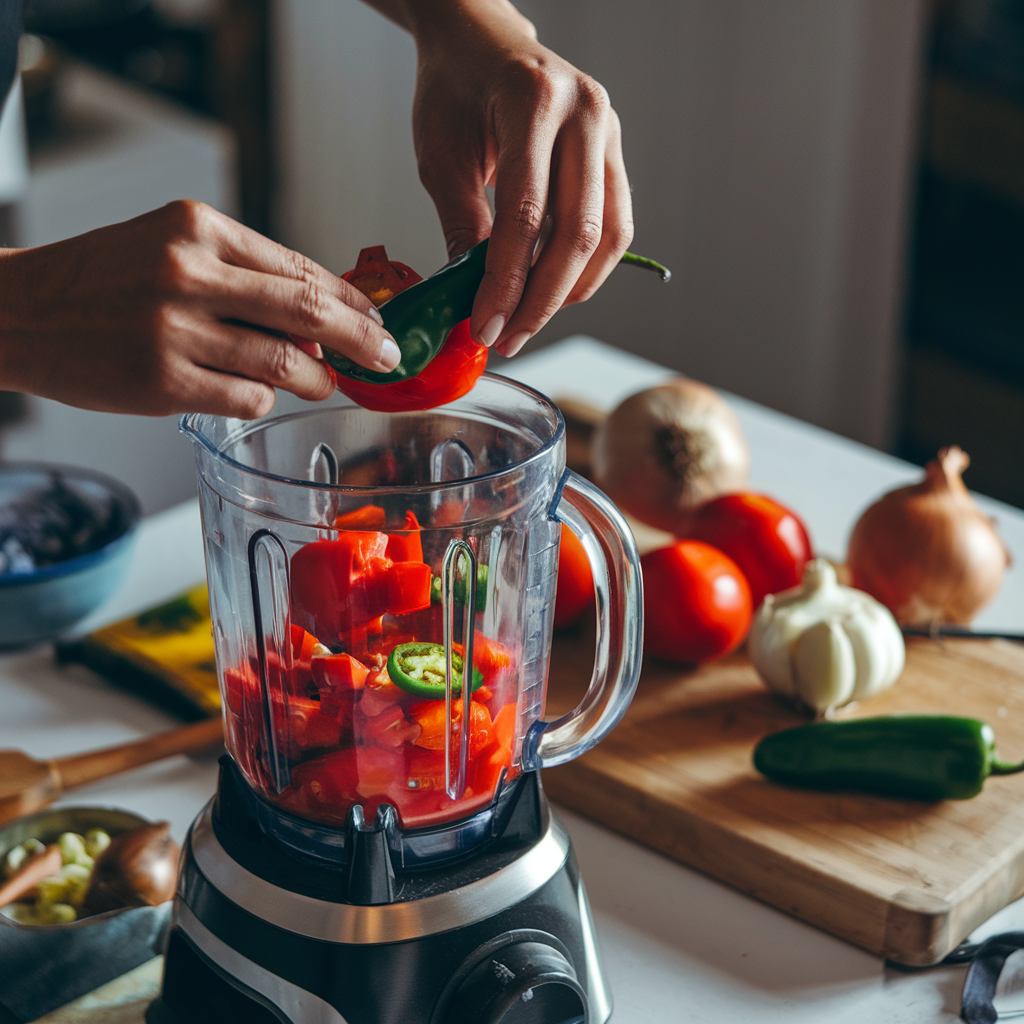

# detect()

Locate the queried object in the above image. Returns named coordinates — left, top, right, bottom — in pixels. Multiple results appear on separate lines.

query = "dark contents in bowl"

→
left=0, top=473, right=126, bottom=577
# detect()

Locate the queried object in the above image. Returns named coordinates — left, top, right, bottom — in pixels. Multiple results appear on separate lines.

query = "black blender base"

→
left=149, top=857, right=601, bottom=1024
left=151, top=764, right=611, bottom=1024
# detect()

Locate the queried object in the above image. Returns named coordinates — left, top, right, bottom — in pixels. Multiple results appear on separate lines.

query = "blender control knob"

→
left=442, top=941, right=588, bottom=1024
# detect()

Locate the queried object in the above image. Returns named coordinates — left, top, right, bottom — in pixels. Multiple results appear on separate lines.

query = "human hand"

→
left=0, top=201, right=399, bottom=417
left=405, top=0, right=634, bottom=357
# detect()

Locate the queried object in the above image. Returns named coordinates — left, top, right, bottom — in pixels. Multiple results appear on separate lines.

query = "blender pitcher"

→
left=182, top=373, right=642, bottom=866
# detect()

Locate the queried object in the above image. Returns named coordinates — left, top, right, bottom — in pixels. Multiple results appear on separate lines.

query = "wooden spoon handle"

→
left=0, top=844, right=62, bottom=908
left=53, top=717, right=224, bottom=792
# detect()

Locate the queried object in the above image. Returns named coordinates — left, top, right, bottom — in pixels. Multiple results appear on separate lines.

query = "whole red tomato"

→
left=641, top=540, right=752, bottom=664
left=682, top=493, right=812, bottom=609
left=554, top=523, right=595, bottom=629
left=331, top=319, right=488, bottom=412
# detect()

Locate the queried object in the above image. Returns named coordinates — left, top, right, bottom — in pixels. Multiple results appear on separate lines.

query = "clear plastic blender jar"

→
left=183, top=374, right=641, bottom=859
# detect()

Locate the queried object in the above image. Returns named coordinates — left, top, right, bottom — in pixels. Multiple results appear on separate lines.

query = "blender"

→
left=149, top=373, right=642, bottom=1024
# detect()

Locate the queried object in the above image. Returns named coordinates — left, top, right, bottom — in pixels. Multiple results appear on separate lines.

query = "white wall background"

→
left=276, top=0, right=927, bottom=450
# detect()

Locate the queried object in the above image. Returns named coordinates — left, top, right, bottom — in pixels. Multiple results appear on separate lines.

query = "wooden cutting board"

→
left=543, top=396, right=1024, bottom=967
left=543, top=623, right=1024, bottom=967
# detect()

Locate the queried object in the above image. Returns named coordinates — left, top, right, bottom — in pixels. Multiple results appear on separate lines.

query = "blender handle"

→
left=524, top=470, right=644, bottom=770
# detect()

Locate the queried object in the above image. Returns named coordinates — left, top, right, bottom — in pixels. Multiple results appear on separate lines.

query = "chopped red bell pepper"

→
left=290, top=531, right=431, bottom=640
left=385, top=561, right=432, bottom=615
left=386, top=511, right=423, bottom=563
left=312, top=653, right=370, bottom=705
left=334, top=505, right=387, bottom=531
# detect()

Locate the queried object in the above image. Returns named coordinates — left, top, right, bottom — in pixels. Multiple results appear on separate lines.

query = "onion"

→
left=846, top=447, right=1010, bottom=625
left=591, top=378, right=750, bottom=534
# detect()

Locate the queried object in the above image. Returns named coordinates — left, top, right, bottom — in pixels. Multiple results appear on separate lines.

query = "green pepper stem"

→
left=990, top=756, right=1024, bottom=775
left=619, top=251, right=672, bottom=282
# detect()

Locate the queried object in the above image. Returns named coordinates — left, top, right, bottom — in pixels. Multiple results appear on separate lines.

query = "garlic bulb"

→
left=749, top=558, right=905, bottom=715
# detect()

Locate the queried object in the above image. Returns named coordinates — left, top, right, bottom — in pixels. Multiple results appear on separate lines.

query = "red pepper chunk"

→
left=385, top=511, right=423, bottom=563
left=290, top=531, right=431, bottom=641
left=312, top=653, right=369, bottom=708
left=334, top=505, right=387, bottom=530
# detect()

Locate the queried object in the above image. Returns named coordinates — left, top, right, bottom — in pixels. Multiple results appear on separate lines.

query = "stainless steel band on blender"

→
left=185, top=800, right=572, bottom=944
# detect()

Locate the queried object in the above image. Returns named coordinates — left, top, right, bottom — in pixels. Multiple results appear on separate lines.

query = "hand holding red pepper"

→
left=0, top=202, right=401, bottom=417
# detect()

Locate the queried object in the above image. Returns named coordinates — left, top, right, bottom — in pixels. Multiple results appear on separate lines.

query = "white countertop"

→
left=3, top=335, right=1023, bottom=1022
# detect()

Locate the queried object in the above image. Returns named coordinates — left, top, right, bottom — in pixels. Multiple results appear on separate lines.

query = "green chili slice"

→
left=430, top=564, right=488, bottom=612
left=386, top=641, right=485, bottom=700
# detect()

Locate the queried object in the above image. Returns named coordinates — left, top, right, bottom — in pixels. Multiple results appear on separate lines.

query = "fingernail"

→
left=478, top=314, right=505, bottom=348
left=498, top=331, right=531, bottom=358
left=368, top=306, right=384, bottom=326
left=377, top=338, right=401, bottom=371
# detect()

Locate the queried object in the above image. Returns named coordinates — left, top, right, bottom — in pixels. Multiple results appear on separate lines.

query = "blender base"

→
left=151, top=764, right=611, bottom=1024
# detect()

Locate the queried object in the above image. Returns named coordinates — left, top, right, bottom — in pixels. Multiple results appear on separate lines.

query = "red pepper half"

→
left=331, top=318, right=488, bottom=413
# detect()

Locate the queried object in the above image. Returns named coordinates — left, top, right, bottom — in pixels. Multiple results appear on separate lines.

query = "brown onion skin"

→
left=591, top=378, right=750, bottom=534
left=846, top=447, right=1010, bottom=625
left=82, top=821, right=180, bottom=916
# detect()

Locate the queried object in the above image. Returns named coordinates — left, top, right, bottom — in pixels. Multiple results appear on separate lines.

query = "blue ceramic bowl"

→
left=0, top=463, right=141, bottom=648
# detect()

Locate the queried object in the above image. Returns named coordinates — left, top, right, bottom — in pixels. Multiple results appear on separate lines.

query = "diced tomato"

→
left=492, top=702, right=517, bottom=752
left=282, top=695, right=348, bottom=757
left=358, top=668, right=406, bottom=718
left=411, top=700, right=493, bottom=758
left=386, top=511, right=423, bottom=563
left=289, top=746, right=400, bottom=808
left=283, top=746, right=449, bottom=828
left=407, top=747, right=446, bottom=792
left=357, top=702, right=422, bottom=749
left=312, top=653, right=370, bottom=705
left=470, top=740, right=512, bottom=797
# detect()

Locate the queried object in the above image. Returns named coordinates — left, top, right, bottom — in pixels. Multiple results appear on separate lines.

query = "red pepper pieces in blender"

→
left=290, top=531, right=431, bottom=640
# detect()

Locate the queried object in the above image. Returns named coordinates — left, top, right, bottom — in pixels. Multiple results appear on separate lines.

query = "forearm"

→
left=358, top=0, right=535, bottom=43
left=0, top=247, right=35, bottom=394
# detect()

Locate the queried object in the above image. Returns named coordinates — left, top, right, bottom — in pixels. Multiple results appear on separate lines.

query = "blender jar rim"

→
left=179, top=372, right=566, bottom=495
